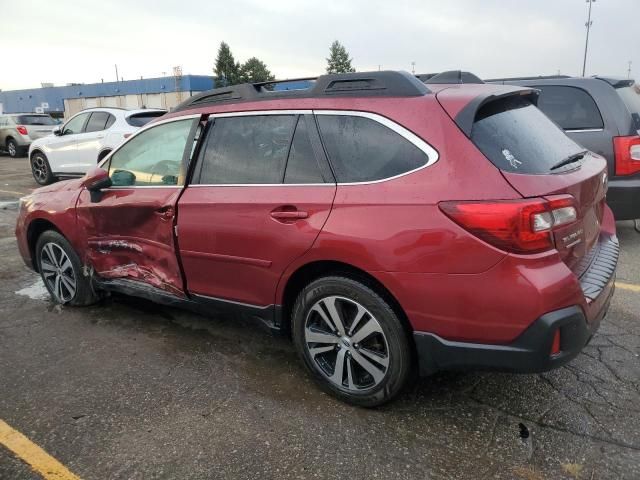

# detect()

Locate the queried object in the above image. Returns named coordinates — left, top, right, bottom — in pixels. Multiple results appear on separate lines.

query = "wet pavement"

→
left=0, top=153, right=639, bottom=479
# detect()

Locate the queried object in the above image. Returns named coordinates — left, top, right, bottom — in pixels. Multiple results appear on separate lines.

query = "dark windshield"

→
left=126, top=111, right=166, bottom=127
left=14, top=115, right=57, bottom=126
left=471, top=96, right=584, bottom=174
left=616, top=84, right=640, bottom=130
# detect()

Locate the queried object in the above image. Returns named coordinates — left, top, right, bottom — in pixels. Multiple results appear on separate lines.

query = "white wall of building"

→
left=63, top=91, right=192, bottom=118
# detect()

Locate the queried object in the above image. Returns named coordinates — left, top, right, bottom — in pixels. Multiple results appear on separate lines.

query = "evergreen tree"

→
left=326, top=40, right=355, bottom=74
left=214, top=42, right=240, bottom=86
left=239, top=57, right=275, bottom=83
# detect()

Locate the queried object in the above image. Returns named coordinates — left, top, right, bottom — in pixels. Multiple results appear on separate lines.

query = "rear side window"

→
left=284, top=117, right=324, bottom=184
left=535, top=85, right=604, bottom=130
left=616, top=84, right=640, bottom=130
left=471, top=96, right=584, bottom=174
left=316, top=115, right=429, bottom=183
left=126, top=111, right=166, bottom=127
left=198, top=115, right=296, bottom=184
left=14, top=115, right=57, bottom=126
left=84, top=112, right=112, bottom=133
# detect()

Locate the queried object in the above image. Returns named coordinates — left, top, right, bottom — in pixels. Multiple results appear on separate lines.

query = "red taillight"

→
left=438, top=195, right=577, bottom=254
left=613, top=135, right=640, bottom=175
left=16, top=125, right=28, bottom=135
left=550, top=330, right=561, bottom=356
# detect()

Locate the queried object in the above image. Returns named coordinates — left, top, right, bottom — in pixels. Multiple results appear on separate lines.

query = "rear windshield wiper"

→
left=550, top=150, right=588, bottom=171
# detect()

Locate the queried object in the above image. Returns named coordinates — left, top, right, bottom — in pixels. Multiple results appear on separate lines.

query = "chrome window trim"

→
left=208, top=109, right=313, bottom=118
left=188, top=183, right=334, bottom=188
left=564, top=128, right=604, bottom=133
left=191, top=109, right=439, bottom=187
left=107, top=186, right=183, bottom=190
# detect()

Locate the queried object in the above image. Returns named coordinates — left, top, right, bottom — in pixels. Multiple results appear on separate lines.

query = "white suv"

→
left=28, top=107, right=166, bottom=185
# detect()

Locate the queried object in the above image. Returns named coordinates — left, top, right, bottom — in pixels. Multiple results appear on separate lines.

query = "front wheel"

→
left=31, top=152, right=55, bottom=185
left=292, top=276, right=412, bottom=407
left=35, top=230, right=99, bottom=306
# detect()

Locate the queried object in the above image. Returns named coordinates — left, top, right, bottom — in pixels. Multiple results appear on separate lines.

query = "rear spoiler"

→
left=593, top=76, right=635, bottom=89
left=453, top=88, right=540, bottom=137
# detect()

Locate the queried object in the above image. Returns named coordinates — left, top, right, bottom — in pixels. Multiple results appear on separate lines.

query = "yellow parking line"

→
left=0, top=188, right=28, bottom=196
left=0, top=419, right=81, bottom=480
left=616, top=282, right=640, bottom=293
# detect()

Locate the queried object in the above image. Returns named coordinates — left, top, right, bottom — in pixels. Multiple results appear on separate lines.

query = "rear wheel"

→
left=292, top=276, right=412, bottom=407
left=35, top=230, right=98, bottom=306
left=31, top=151, right=55, bottom=185
left=6, top=139, right=18, bottom=158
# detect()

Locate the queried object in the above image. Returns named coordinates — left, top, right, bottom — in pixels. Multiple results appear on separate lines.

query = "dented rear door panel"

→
left=76, top=186, right=185, bottom=296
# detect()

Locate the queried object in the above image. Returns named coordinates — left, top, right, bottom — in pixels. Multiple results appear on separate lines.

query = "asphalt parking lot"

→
left=0, top=154, right=639, bottom=480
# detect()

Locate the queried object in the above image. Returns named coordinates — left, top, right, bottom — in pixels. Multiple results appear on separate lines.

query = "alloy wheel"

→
left=32, top=155, right=48, bottom=183
left=40, top=242, right=77, bottom=303
left=304, top=295, right=390, bottom=392
left=7, top=141, right=17, bottom=157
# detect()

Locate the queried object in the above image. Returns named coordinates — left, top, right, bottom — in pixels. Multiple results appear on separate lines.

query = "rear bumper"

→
left=414, top=291, right=612, bottom=376
left=607, top=177, right=640, bottom=220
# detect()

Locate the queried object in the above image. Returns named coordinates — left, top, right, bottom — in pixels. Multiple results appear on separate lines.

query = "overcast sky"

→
left=1, top=0, right=637, bottom=91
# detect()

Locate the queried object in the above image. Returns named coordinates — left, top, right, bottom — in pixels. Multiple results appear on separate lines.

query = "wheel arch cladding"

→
left=279, top=260, right=413, bottom=337
left=27, top=219, right=63, bottom=272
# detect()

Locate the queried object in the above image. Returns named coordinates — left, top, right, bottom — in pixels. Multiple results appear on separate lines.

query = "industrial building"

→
left=0, top=75, right=215, bottom=119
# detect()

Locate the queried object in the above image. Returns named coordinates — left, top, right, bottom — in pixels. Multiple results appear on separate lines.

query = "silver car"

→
left=0, top=113, right=58, bottom=158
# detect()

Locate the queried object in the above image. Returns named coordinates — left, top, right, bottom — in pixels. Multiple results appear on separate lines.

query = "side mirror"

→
left=53, top=127, right=62, bottom=136
left=82, top=167, right=112, bottom=192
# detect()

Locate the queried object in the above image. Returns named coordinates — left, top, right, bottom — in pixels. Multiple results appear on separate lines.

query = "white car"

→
left=28, top=107, right=166, bottom=185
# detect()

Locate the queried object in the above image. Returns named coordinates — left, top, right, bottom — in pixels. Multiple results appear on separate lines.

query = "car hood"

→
left=32, top=178, right=85, bottom=195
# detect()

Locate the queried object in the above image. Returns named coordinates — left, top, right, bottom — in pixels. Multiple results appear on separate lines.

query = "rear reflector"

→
left=16, top=125, right=28, bottom=135
left=550, top=330, right=561, bottom=356
left=439, top=195, right=577, bottom=254
left=614, top=135, right=640, bottom=175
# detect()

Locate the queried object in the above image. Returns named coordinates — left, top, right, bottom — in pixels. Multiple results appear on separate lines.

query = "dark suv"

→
left=15, top=71, right=618, bottom=406
left=488, top=75, right=640, bottom=221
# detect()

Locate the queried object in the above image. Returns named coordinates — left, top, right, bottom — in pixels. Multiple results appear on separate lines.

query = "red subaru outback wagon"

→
left=15, top=71, right=618, bottom=406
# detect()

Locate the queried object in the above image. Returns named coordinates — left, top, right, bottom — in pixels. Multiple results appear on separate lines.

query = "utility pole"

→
left=411, top=61, right=416, bottom=75
left=582, top=0, right=595, bottom=77
left=115, top=64, right=119, bottom=83
left=628, top=61, right=632, bottom=79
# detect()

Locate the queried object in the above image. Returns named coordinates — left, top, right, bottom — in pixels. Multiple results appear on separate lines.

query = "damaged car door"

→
left=76, top=116, right=199, bottom=296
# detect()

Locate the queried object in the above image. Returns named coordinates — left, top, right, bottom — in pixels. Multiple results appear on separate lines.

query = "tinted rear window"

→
left=14, top=115, right=57, bottom=126
left=616, top=84, right=640, bottom=130
left=126, top=111, right=166, bottom=127
left=535, top=85, right=604, bottom=130
left=471, top=96, right=584, bottom=174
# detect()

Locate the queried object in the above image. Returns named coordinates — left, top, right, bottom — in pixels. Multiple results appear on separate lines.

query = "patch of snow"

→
left=0, top=201, right=18, bottom=210
left=15, top=279, right=49, bottom=300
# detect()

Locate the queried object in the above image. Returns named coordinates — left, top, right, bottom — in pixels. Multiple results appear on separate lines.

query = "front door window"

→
left=107, top=119, right=195, bottom=187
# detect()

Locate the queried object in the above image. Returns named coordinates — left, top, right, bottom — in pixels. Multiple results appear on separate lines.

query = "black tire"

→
left=6, top=138, right=19, bottom=158
left=35, top=230, right=99, bottom=306
left=292, top=276, right=412, bottom=407
left=30, top=151, right=55, bottom=185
